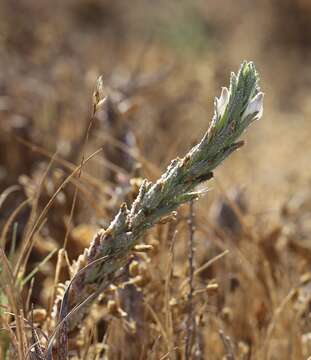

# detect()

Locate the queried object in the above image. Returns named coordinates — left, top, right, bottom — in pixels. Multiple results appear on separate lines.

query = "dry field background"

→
left=0, top=0, right=311, bottom=359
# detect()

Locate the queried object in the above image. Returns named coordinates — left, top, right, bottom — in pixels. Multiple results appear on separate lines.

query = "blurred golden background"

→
left=1, top=1, right=311, bottom=359
left=1, top=0, right=310, bottom=206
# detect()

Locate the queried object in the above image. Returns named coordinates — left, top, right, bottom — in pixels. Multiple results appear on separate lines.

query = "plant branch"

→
left=53, top=61, right=264, bottom=331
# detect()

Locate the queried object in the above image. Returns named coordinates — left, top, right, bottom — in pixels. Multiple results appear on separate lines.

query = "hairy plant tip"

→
left=208, top=60, right=263, bottom=143
left=53, top=61, right=264, bottom=331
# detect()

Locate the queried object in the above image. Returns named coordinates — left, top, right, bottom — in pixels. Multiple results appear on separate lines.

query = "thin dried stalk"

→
left=219, top=330, right=235, bottom=360
left=185, top=200, right=195, bottom=360
left=54, top=61, right=264, bottom=331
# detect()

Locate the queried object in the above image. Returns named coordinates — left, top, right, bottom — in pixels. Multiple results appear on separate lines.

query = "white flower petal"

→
left=243, top=92, right=264, bottom=121
left=217, top=87, right=229, bottom=117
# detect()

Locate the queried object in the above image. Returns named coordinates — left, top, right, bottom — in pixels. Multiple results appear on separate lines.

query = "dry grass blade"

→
left=21, top=248, right=58, bottom=287
left=179, top=250, right=229, bottom=292
left=12, top=135, right=111, bottom=194
left=13, top=146, right=104, bottom=280
left=144, top=300, right=170, bottom=351
left=0, top=185, right=21, bottom=211
left=0, top=198, right=30, bottom=249
left=164, top=224, right=178, bottom=360
left=0, top=249, right=27, bottom=359
left=264, top=288, right=298, bottom=360
left=45, top=254, right=110, bottom=360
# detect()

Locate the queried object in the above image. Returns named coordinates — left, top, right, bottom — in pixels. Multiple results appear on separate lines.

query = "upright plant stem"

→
left=185, top=200, right=195, bottom=360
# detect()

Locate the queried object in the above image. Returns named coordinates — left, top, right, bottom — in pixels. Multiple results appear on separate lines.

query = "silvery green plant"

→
left=53, top=61, right=264, bottom=331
